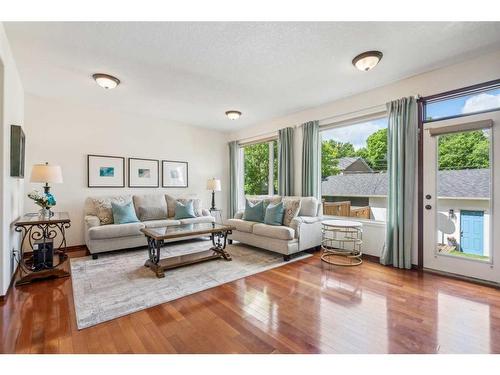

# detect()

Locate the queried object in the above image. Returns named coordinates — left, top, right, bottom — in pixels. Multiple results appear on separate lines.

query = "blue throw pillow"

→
left=111, top=201, right=139, bottom=224
left=174, top=200, right=196, bottom=219
left=264, top=201, right=285, bottom=226
left=243, top=200, right=264, bottom=222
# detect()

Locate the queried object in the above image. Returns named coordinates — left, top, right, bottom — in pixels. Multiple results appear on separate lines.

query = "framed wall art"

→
left=87, top=154, right=125, bottom=188
left=10, top=125, right=26, bottom=178
left=162, top=160, right=188, bottom=188
left=128, top=158, right=159, bottom=188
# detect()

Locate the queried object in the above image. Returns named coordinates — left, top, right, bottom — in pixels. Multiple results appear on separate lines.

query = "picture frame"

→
left=87, top=154, right=125, bottom=188
left=10, top=125, right=25, bottom=178
left=128, top=158, right=159, bottom=188
left=162, top=160, right=188, bottom=188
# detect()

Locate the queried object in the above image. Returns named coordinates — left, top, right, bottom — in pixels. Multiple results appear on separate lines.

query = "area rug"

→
left=70, top=239, right=310, bottom=329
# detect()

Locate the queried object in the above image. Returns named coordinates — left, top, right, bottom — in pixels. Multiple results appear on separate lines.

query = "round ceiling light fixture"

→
left=92, top=73, right=121, bottom=89
left=225, top=110, right=242, bottom=120
left=352, top=51, right=383, bottom=72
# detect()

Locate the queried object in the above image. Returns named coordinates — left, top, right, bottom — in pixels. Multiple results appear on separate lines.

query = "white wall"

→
left=0, top=24, right=25, bottom=296
left=228, top=49, right=500, bottom=262
left=24, top=94, right=228, bottom=247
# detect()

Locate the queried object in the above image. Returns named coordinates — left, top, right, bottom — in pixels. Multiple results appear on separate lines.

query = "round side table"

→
left=321, top=219, right=363, bottom=266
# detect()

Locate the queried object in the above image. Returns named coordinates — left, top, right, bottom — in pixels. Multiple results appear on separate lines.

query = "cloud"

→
left=321, top=120, right=386, bottom=150
left=461, top=93, right=500, bottom=114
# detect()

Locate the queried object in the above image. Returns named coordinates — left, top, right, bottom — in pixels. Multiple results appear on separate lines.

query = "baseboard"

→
left=362, top=254, right=419, bottom=270
left=424, top=268, right=500, bottom=289
left=0, top=263, right=19, bottom=302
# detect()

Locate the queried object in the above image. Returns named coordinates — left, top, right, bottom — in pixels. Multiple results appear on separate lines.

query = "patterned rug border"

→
left=70, top=243, right=311, bottom=329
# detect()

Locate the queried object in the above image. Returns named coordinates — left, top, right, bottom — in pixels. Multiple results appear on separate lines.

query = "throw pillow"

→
left=243, top=199, right=265, bottom=222
left=264, top=201, right=285, bottom=226
left=92, top=195, right=131, bottom=225
left=111, top=201, right=140, bottom=224
left=282, top=197, right=302, bottom=227
left=177, top=198, right=203, bottom=216
left=174, top=200, right=197, bottom=219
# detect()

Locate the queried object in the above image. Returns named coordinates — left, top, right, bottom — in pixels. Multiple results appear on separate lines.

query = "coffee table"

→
left=140, top=222, right=236, bottom=278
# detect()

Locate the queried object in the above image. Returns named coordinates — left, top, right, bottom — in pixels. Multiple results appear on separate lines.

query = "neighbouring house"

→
left=337, top=157, right=373, bottom=174
left=321, top=168, right=490, bottom=256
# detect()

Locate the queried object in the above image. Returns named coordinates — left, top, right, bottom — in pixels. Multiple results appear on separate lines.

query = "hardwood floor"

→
left=2, top=249, right=500, bottom=354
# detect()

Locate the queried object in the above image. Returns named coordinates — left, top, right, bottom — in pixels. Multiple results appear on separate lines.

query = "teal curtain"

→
left=228, top=141, right=239, bottom=218
left=381, top=97, right=418, bottom=269
left=301, top=121, right=320, bottom=198
left=278, top=127, right=294, bottom=196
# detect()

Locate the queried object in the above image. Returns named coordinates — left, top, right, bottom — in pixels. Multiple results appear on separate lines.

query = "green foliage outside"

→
left=243, top=141, right=278, bottom=195
left=243, top=130, right=490, bottom=194
left=438, top=130, right=490, bottom=170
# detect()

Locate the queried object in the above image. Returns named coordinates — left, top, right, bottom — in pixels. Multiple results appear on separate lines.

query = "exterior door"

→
left=460, top=210, right=484, bottom=255
left=423, top=112, right=500, bottom=283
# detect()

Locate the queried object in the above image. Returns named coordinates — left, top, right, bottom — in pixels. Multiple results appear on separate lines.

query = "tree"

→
left=438, top=130, right=490, bottom=170
left=321, top=139, right=357, bottom=179
left=243, top=142, right=270, bottom=195
left=355, top=128, right=388, bottom=171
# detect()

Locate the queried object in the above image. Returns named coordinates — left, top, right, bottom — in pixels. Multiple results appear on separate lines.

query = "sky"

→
left=321, top=89, right=500, bottom=150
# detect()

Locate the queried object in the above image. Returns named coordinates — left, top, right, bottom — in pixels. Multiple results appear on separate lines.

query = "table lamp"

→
left=30, top=162, right=63, bottom=214
left=206, top=178, right=221, bottom=210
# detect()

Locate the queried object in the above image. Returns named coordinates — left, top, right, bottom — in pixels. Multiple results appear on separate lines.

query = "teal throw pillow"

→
left=174, top=200, right=197, bottom=219
left=264, top=201, right=285, bottom=226
left=111, top=201, right=140, bottom=224
left=243, top=200, right=264, bottom=222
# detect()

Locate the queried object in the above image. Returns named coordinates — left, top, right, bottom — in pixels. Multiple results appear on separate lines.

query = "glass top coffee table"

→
left=140, top=222, right=236, bottom=278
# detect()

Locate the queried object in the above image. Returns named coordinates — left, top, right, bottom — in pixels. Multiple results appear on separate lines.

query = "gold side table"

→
left=321, top=219, right=363, bottom=266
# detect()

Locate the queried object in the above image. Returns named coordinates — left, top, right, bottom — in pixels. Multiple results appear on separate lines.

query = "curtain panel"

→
left=278, top=127, right=295, bottom=196
left=380, top=97, right=418, bottom=269
left=228, top=141, right=239, bottom=218
left=301, top=120, right=320, bottom=198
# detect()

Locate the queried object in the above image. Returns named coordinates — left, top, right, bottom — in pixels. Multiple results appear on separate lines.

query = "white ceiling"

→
left=4, top=22, right=500, bottom=132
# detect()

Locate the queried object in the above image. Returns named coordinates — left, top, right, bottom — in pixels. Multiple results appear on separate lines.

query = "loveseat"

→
left=225, top=196, right=323, bottom=261
left=84, top=194, right=214, bottom=258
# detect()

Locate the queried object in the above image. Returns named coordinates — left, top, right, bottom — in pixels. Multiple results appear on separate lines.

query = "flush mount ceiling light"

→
left=352, top=51, right=383, bottom=72
left=225, top=110, right=242, bottom=120
left=92, top=73, right=120, bottom=89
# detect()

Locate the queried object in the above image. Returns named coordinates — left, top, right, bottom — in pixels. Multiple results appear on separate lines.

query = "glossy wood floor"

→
left=2, top=249, right=500, bottom=354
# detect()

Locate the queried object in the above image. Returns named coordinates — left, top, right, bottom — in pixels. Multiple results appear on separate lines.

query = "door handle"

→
left=425, top=205, right=432, bottom=210
left=425, top=194, right=432, bottom=200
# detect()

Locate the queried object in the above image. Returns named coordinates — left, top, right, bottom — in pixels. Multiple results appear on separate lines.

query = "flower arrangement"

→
left=27, top=190, right=56, bottom=210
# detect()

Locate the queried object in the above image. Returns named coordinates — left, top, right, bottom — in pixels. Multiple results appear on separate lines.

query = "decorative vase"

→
left=39, top=207, right=53, bottom=218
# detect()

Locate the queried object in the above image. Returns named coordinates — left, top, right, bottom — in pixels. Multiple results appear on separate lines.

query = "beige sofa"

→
left=84, top=194, right=214, bottom=258
left=225, top=196, right=323, bottom=261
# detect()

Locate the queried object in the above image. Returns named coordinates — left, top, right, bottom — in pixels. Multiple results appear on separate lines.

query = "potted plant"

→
left=27, top=190, right=56, bottom=217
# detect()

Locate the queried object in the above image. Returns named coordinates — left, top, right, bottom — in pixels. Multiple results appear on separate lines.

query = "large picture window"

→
left=241, top=140, right=278, bottom=196
left=320, top=117, right=388, bottom=222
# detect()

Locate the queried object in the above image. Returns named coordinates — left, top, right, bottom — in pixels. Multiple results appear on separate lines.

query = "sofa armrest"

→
left=234, top=210, right=244, bottom=220
left=85, top=215, right=101, bottom=229
left=290, top=216, right=323, bottom=250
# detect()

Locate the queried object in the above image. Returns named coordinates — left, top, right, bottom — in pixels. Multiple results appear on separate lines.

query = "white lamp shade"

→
left=206, top=178, right=221, bottom=191
left=30, top=164, right=63, bottom=183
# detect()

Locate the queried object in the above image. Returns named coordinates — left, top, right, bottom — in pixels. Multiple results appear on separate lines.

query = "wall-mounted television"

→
left=10, top=125, right=25, bottom=178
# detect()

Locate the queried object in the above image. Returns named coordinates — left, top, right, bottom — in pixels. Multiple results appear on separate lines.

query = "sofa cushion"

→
left=225, top=218, right=258, bottom=233
left=252, top=223, right=295, bottom=240
left=282, top=197, right=302, bottom=227
left=174, top=200, right=197, bottom=219
left=243, top=199, right=264, bottom=222
left=92, top=195, right=132, bottom=225
left=298, top=197, right=319, bottom=217
left=143, top=219, right=181, bottom=228
left=88, top=222, right=145, bottom=240
left=166, top=195, right=203, bottom=217
left=111, top=201, right=140, bottom=224
left=264, top=201, right=285, bottom=226
left=179, top=216, right=215, bottom=225
left=133, top=194, right=168, bottom=221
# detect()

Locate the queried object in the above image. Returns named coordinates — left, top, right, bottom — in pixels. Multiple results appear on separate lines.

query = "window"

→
left=425, top=84, right=500, bottom=122
left=241, top=140, right=278, bottom=196
left=320, top=117, right=388, bottom=221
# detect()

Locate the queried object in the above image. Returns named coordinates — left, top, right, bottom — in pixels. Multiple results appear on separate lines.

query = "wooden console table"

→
left=14, top=212, right=71, bottom=286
